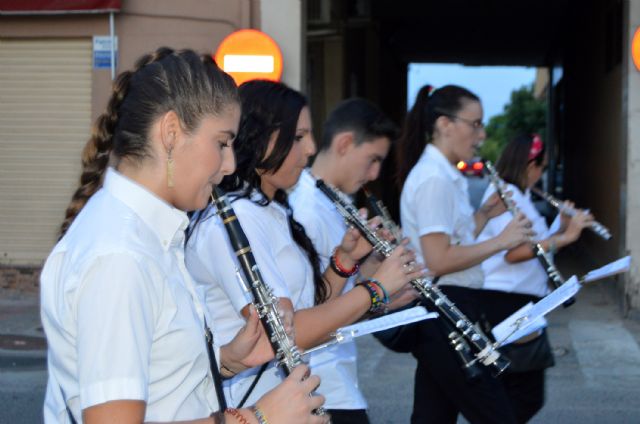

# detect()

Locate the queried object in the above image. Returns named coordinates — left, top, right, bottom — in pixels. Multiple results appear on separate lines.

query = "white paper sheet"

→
left=581, top=256, right=631, bottom=284
left=336, top=305, right=438, bottom=341
left=303, top=306, right=437, bottom=355
left=492, top=302, right=548, bottom=346
left=492, top=276, right=580, bottom=346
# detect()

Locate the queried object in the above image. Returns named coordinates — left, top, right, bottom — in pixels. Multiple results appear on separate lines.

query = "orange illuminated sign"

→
left=214, top=29, right=283, bottom=85
left=633, top=27, right=640, bottom=71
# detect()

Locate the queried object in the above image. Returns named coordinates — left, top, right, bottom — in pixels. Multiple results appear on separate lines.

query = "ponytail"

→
left=395, top=84, right=480, bottom=190
left=395, top=84, right=433, bottom=189
left=59, top=46, right=238, bottom=238
left=59, top=71, right=133, bottom=237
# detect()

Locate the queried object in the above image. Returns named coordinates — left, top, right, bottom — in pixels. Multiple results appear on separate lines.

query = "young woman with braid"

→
left=185, top=80, right=421, bottom=420
left=41, top=47, right=326, bottom=424
left=476, top=134, right=593, bottom=422
left=395, top=84, right=534, bottom=423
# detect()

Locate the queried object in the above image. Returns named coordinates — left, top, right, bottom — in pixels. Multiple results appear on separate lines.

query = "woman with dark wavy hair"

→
left=186, top=80, right=421, bottom=420
left=42, top=48, right=325, bottom=424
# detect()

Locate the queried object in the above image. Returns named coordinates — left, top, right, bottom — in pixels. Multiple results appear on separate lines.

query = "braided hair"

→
left=59, top=47, right=237, bottom=237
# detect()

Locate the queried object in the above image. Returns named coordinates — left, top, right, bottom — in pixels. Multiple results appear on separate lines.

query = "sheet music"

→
left=492, top=302, right=548, bottom=346
left=304, top=306, right=438, bottom=356
left=492, top=276, right=580, bottom=346
left=582, top=256, right=631, bottom=284
left=530, top=275, right=580, bottom=317
left=336, top=306, right=438, bottom=342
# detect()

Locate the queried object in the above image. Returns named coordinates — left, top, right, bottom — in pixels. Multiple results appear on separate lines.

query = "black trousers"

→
left=478, top=289, right=549, bottom=423
left=326, top=408, right=370, bottom=424
left=411, top=286, right=518, bottom=424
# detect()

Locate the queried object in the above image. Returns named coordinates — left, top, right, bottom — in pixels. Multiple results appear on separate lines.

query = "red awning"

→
left=0, top=0, right=121, bottom=15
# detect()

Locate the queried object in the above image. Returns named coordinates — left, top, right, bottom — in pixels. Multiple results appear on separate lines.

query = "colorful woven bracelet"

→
left=358, top=280, right=386, bottom=314
left=252, top=405, right=269, bottom=424
left=368, top=278, right=390, bottom=304
left=330, top=248, right=359, bottom=278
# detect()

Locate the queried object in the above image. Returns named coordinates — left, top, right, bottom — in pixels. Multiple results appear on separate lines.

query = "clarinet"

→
left=483, top=161, right=575, bottom=306
left=363, top=188, right=483, bottom=379
left=211, top=187, right=304, bottom=373
left=530, top=187, right=612, bottom=240
left=317, top=180, right=510, bottom=376
left=362, top=188, right=403, bottom=243
left=211, top=188, right=326, bottom=415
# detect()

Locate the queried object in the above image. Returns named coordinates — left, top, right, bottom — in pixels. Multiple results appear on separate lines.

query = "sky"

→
left=407, top=64, right=537, bottom=122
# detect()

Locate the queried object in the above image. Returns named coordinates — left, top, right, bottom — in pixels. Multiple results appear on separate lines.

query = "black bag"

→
left=499, top=329, right=555, bottom=373
left=477, top=289, right=555, bottom=374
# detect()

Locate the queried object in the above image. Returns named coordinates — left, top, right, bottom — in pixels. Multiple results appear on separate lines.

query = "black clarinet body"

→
left=318, top=180, right=510, bottom=376
left=211, top=187, right=304, bottom=375
left=364, top=189, right=482, bottom=379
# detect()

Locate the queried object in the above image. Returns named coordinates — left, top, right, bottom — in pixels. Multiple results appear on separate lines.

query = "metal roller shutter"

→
left=0, top=38, right=92, bottom=266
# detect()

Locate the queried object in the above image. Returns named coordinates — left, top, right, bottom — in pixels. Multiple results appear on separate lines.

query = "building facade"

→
left=0, top=0, right=303, bottom=269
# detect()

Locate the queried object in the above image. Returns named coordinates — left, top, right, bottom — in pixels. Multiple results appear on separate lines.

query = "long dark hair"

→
left=395, top=84, right=480, bottom=188
left=220, top=80, right=329, bottom=305
left=496, top=134, right=546, bottom=192
left=60, top=47, right=238, bottom=237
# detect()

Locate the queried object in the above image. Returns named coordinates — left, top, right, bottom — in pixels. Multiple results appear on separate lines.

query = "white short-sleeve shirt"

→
left=400, top=144, right=484, bottom=288
left=476, top=183, right=554, bottom=297
left=40, top=168, right=218, bottom=423
left=289, top=169, right=367, bottom=410
left=185, top=192, right=315, bottom=407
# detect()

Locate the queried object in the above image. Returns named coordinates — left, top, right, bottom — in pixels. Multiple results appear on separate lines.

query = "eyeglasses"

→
left=441, top=113, right=485, bottom=132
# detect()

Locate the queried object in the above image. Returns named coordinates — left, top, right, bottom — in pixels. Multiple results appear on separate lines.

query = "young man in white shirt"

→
left=289, top=98, right=404, bottom=424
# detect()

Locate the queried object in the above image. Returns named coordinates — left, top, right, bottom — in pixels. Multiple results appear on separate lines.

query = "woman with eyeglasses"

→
left=475, top=134, right=592, bottom=423
left=395, top=84, right=535, bottom=423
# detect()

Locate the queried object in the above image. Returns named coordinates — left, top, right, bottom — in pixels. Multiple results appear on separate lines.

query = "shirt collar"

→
left=422, top=144, right=465, bottom=184
left=298, top=168, right=315, bottom=189
left=103, top=168, right=189, bottom=251
left=300, top=168, right=343, bottom=211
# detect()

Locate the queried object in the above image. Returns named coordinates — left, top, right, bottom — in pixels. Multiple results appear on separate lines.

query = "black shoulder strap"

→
left=237, top=362, right=269, bottom=408
left=205, top=321, right=228, bottom=411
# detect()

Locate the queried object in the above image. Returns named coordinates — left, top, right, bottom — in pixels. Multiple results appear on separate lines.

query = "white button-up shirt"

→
left=477, top=182, right=555, bottom=297
left=185, top=192, right=314, bottom=407
left=400, top=144, right=484, bottom=288
left=41, top=168, right=218, bottom=423
left=289, top=169, right=367, bottom=410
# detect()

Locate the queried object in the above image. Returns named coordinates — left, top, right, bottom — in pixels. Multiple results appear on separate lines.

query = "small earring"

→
left=167, top=148, right=175, bottom=188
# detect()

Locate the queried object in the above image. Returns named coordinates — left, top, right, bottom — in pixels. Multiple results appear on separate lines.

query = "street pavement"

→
left=1, top=251, right=640, bottom=423
left=357, top=252, right=640, bottom=423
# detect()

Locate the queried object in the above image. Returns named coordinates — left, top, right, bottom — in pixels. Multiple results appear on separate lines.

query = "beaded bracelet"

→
left=330, top=247, right=359, bottom=278
left=358, top=280, right=387, bottom=314
left=253, top=405, right=269, bottom=424
left=225, top=408, right=251, bottom=424
left=368, top=278, right=390, bottom=304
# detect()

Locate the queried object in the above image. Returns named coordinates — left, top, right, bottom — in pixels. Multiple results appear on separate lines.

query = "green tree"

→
left=479, top=84, right=547, bottom=162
